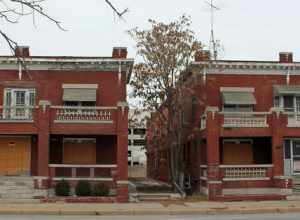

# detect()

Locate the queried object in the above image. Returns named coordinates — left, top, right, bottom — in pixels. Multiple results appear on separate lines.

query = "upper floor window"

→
left=273, top=85, right=300, bottom=112
left=4, top=88, right=35, bottom=120
left=62, top=84, right=98, bottom=105
left=133, top=128, right=146, bottom=135
left=221, top=87, right=256, bottom=112
left=223, top=104, right=253, bottom=112
left=274, top=95, right=300, bottom=112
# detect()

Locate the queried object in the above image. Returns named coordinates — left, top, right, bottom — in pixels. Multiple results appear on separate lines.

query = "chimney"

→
left=15, top=46, right=30, bottom=58
left=279, top=52, right=293, bottom=63
left=112, top=47, right=128, bottom=59
left=195, top=50, right=210, bottom=62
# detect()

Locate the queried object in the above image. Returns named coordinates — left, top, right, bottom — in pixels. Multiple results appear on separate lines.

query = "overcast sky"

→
left=0, top=0, right=299, bottom=61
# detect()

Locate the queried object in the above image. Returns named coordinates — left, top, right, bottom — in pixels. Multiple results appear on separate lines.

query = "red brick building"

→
left=147, top=51, right=300, bottom=201
left=0, top=46, right=133, bottom=202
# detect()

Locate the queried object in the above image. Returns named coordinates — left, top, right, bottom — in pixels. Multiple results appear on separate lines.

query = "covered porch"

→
left=48, top=135, right=118, bottom=189
left=199, top=135, right=292, bottom=200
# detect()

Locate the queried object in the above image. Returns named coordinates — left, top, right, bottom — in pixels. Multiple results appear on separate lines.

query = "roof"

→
left=0, top=56, right=134, bottom=83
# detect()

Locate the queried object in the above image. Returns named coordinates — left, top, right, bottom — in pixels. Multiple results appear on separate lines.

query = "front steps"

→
left=130, top=192, right=181, bottom=202
left=293, top=176, right=300, bottom=194
left=0, top=176, right=46, bottom=202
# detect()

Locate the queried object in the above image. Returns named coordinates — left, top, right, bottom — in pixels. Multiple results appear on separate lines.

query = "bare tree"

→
left=129, top=15, right=202, bottom=194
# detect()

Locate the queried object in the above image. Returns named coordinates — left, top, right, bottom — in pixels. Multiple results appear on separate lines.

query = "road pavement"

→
left=0, top=213, right=299, bottom=220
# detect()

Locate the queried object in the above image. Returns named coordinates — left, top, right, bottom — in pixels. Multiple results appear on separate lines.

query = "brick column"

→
left=116, top=101, right=129, bottom=202
left=271, top=108, right=285, bottom=176
left=205, top=107, right=222, bottom=200
left=271, top=108, right=291, bottom=192
left=36, top=100, right=51, bottom=189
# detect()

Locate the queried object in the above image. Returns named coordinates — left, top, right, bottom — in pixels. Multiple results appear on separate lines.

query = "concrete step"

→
left=131, top=192, right=181, bottom=202
left=0, top=198, right=40, bottom=204
left=0, top=176, right=46, bottom=200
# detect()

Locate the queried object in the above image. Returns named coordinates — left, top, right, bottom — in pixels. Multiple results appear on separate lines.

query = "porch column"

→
left=116, top=101, right=129, bottom=202
left=206, top=107, right=222, bottom=200
left=36, top=100, right=51, bottom=189
left=271, top=108, right=291, bottom=190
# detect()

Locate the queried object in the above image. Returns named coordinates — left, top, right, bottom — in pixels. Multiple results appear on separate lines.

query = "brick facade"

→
left=147, top=51, right=300, bottom=201
left=0, top=47, right=133, bottom=202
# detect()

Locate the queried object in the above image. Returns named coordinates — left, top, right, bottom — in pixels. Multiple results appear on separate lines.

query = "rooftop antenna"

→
left=205, top=0, right=220, bottom=60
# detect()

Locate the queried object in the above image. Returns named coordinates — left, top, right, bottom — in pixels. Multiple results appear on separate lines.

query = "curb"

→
left=0, top=207, right=299, bottom=215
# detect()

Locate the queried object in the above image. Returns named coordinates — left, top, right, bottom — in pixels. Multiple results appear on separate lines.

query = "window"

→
left=133, top=139, right=147, bottom=146
left=283, top=95, right=294, bottom=112
left=4, top=88, right=35, bottom=119
left=133, top=128, right=146, bottom=135
left=128, top=151, right=132, bottom=157
left=223, top=104, right=253, bottom=112
left=128, top=140, right=132, bottom=145
left=274, top=96, right=280, bottom=108
left=128, top=129, right=132, bottom=134
left=275, top=95, right=300, bottom=112
left=64, top=101, right=95, bottom=107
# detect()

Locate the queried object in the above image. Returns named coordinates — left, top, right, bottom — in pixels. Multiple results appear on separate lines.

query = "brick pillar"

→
left=116, top=101, right=129, bottom=202
left=206, top=107, right=222, bottom=200
left=270, top=108, right=292, bottom=192
left=36, top=100, right=51, bottom=189
left=271, top=109, right=285, bottom=177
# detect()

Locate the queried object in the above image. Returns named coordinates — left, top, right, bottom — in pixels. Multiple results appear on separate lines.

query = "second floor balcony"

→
left=0, top=104, right=121, bottom=135
left=51, top=106, right=117, bottom=124
left=221, top=111, right=269, bottom=128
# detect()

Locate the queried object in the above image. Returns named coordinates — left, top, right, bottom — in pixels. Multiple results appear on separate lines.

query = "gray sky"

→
left=0, top=0, right=299, bottom=61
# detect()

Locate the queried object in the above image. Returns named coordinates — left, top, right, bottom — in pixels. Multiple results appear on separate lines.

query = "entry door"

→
left=284, top=140, right=293, bottom=176
left=293, top=140, right=300, bottom=175
left=0, top=137, right=31, bottom=176
left=284, top=140, right=300, bottom=176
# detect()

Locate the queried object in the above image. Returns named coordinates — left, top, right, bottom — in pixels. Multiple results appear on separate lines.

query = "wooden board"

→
left=63, top=142, right=96, bottom=164
left=0, top=137, right=31, bottom=175
left=223, top=142, right=253, bottom=165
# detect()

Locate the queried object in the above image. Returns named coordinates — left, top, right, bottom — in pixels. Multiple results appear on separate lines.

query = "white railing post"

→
left=90, top=167, right=95, bottom=178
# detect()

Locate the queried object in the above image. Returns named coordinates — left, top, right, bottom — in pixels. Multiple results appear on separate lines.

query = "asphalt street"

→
left=0, top=213, right=299, bottom=220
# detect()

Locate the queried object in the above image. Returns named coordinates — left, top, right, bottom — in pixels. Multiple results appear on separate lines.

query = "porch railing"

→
left=286, top=112, right=300, bottom=127
left=221, top=112, right=269, bottom=128
left=219, top=164, right=273, bottom=181
left=51, top=106, right=117, bottom=123
left=49, top=164, right=117, bottom=181
left=0, top=106, right=36, bottom=121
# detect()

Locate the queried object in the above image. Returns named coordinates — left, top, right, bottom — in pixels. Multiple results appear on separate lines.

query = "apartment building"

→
left=0, top=46, right=133, bottom=202
left=147, top=51, right=299, bottom=201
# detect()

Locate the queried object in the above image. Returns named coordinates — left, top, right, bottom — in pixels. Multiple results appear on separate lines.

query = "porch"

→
left=48, top=135, right=118, bottom=189
left=199, top=136, right=292, bottom=200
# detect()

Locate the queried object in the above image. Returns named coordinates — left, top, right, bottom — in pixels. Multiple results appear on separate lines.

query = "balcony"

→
left=0, top=106, right=36, bottom=122
left=221, top=112, right=269, bottom=128
left=51, top=106, right=117, bottom=124
left=286, top=112, right=300, bottom=127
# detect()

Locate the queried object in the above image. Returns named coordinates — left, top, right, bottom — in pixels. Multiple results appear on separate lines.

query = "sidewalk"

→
left=1, top=200, right=300, bottom=215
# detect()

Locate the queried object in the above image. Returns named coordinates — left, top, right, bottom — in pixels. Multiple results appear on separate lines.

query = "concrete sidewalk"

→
left=1, top=200, right=300, bottom=215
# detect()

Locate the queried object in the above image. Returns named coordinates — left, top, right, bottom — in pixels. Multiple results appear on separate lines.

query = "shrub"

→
left=75, top=180, right=92, bottom=196
left=93, top=183, right=110, bottom=196
left=55, top=179, right=70, bottom=197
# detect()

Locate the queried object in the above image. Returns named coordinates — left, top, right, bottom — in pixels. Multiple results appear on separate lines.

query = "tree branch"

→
left=105, top=0, right=129, bottom=18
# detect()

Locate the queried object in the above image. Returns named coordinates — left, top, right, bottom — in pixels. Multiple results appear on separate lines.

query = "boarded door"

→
left=223, top=142, right=253, bottom=165
left=0, top=137, right=31, bottom=175
left=63, top=142, right=96, bottom=164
